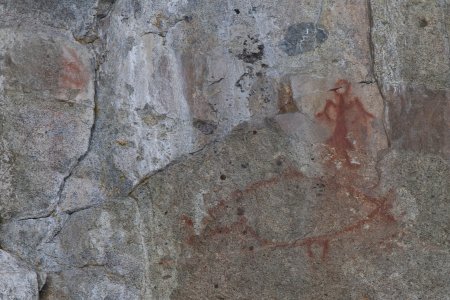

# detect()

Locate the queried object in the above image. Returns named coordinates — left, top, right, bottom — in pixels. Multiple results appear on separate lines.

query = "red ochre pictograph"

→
left=59, top=46, right=89, bottom=90
left=316, top=79, right=374, bottom=167
left=178, top=80, right=397, bottom=263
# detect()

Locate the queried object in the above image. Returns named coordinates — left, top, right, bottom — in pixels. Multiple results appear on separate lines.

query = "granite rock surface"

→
left=0, top=0, right=448, bottom=299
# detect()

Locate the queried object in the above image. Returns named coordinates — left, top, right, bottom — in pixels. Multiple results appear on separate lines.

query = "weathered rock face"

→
left=0, top=250, right=41, bottom=299
left=0, top=0, right=448, bottom=299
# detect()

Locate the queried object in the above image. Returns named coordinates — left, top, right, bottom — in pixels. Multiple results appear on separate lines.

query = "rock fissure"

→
left=1, top=1, right=449, bottom=298
left=128, top=195, right=152, bottom=299
left=367, top=0, right=391, bottom=149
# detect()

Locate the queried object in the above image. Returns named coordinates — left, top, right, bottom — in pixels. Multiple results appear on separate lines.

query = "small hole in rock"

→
left=237, top=207, right=245, bottom=216
left=249, top=246, right=254, bottom=251
left=252, top=130, right=257, bottom=135
left=214, top=284, right=219, bottom=288
left=220, top=174, right=227, bottom=180
left=419, top=18, right=428, bottom=28
left=234, top=9, right=240, bottom=14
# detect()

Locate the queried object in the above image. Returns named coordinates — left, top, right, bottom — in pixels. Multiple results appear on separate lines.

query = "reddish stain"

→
left=158, top=258, right=175, bottom=267
left=178, top=79, right=397, bottom=264
left=181, top=214, right=194, bottom=228
left=59, top=47, right=88, bottom=90
left=316, top=79, right=374, bottom=167
left=243, top=167, right=303, bottom=194
left=321, top=240, right=330, bottom=259
left=180, top=169, right=396, bottom=262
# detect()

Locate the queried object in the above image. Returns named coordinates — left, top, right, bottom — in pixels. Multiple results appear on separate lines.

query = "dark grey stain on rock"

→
left=193, top=119, right=217, bottom=135
left=236, top=36, right=264, bottom=64
left=280, top=22, right=328, bottom=56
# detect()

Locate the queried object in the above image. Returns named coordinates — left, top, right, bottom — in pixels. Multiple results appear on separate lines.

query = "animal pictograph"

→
left=179, top=79, right=397, bottom=263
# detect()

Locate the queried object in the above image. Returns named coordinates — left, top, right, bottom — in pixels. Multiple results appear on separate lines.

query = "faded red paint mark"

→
left=158, top=258, right=175, bottom=267
left=59, top=46, right=89, bottom=90
left=242, top=167, right=303, bottom=194
left=178, top=79, right=397, bottom=264
left=180, top=167, right=397, bottom=262
left=316, top=79, right=374, bottom=167
left=181, top=214, right=194, bottom=227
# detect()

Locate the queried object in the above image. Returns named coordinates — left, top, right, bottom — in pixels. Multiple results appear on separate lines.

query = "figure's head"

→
left=330, top=79, right=351, bottom=96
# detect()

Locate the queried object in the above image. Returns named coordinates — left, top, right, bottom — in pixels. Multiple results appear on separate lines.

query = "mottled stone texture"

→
left=0, top=0, right=448, bottom=299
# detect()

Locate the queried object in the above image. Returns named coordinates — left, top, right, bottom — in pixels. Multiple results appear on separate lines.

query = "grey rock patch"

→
left=44, top=198, right=146, bottom=295
left=0, top=250, right=39, bottom=300
left=0, top=29, right=95, bottom=220
left=0, top=0, right=449, bottom=298
left=280, top=22, right=328, bottom=56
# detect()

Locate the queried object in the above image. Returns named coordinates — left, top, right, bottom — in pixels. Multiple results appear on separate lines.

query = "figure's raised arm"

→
left=316, top=99, right=338, bottom=122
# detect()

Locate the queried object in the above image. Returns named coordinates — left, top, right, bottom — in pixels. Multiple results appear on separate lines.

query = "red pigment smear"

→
left=178, top=79, right=396, bottom=263
left=181, top=214, right=194, bottom=228
left=59, top=47, right=88, bottom=90
left=158, top=258, right=175, bottom=267
left=316, top=79, right=374, bottom=167
left=179, top=167, right=396, bottom=262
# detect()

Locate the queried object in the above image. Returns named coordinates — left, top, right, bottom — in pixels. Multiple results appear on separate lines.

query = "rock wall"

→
left=0, top=0, right=448, bottom=299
